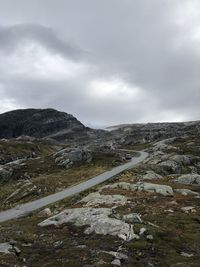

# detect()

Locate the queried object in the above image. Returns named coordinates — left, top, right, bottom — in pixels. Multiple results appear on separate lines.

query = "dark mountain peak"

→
left=0, top=108, right=85, bottom=140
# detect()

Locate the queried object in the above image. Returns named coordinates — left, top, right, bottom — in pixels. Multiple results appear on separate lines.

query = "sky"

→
left=0, top=0, right=200, bottom=128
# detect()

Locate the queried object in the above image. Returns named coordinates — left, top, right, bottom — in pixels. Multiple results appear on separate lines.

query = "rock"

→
left=39, top=207, right=139, bottom=241
left=180, top=252, right=194, bottom=257
left=13, top=246, right=21, bottom=255
left=158, top=160, right=180, bottom=173
left=139, top=227, right=147, bottom=236
left=174, top=174, right=200, bottom=185
left=181, top=206, right=196, bottom=213
left=111, top=259, right=121, bottom=266
left=104, top=251, right=128, bottom=260
left=170, top=155, right=191, bottom=165
left=0, top=243, right=13, bottom=254
left=146, top=235, right=154, bottom=240
left=81, top=192, right=127, bottom=206
left=142, top=171, right=163, bottom=180
left=102, top=182, right=132, bottom=191
left=122, top=213, right=143, bottom=223
left=103, top=182, right=173, bottom=196
left=174, top=189, right=199, bottom=196
left=39, top=208, right=52, bottom=217
left=53, top=240, right=63, bottom=248
left=0, top=166, right=13, bottom=182
left=53, top=148, right=92, bottom=168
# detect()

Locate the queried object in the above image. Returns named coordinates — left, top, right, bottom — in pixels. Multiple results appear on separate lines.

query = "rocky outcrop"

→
left=145, top=152, right=192, bottom=174
left=174, top=189, right=199, bottom=196
left=80, top=192, right=127, bottom=206
left=38, top=207, right=139, bottom=241
left=53, top=148, right=92, bottom=168
left=174, top=174, right=200, bottom=185
left=103, top=182, right=173, bottom=196
left=142, top=170, right=163, bottom=180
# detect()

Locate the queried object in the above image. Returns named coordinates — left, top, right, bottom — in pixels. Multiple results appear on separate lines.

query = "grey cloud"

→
left=0, top=24, right=83, bottom=60
left=0, top=0, right=200, bottom=126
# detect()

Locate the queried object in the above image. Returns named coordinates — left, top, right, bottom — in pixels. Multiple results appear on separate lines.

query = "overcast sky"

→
left=0, top=0, right=200, bottom=127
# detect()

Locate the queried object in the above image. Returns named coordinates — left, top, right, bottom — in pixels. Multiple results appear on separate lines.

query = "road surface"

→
left=0, top=151, right=148, bottom=223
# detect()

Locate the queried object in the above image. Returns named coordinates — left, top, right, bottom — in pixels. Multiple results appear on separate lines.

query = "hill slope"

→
left=0, top=108, right=88, bottom=141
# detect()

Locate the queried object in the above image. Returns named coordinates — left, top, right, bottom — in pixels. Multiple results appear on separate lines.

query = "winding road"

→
left=0, top=151, right=148, bottom=223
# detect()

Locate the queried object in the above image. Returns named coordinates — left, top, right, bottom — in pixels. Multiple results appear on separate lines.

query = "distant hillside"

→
left=110, top=121, right=200, bottom=147
left=0, top=108, right=88, bottom=141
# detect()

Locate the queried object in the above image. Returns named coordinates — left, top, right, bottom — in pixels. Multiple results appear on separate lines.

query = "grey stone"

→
left=0, top=243, right=12, bottom=254
left=111, top=259, right=121, bottom=266
left=54, top=148, right=92, bottom=168
left=174, top=174, right=200, bottom=185
left=39, top=207, right=139, bottom=241
left=103, top=182, right=173, bottom=196
left=81, top=192, right=127, bottom=206
left=122, top=213, right=143, bottom=223
left=146, top=235, right=154, bottom=240
left=0, top=166, right=13, bottom=182
left=174, top=189, right=199, bottom=196
left=104, top=251, right=128, bottom=260
left=142, top=171, right=163, bottom=180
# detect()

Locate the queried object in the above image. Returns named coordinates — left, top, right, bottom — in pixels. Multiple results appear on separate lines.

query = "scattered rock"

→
left=39, top=207, right=139, bottom=241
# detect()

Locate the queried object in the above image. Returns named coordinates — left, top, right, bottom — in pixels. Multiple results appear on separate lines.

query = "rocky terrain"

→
left=0, top=109, right=200, bottom=267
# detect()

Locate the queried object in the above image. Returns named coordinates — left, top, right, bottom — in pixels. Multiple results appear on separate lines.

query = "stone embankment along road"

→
left=0, top=151, right=148, bottom=223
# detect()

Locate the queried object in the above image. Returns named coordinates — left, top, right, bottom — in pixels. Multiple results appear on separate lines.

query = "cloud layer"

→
left=0, top=0, right=200, bottom=127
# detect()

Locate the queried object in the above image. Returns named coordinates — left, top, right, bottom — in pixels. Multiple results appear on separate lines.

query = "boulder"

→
left=0, top=243, right=12, bottom=254
left=142, top=170, right=163, bottom=180
left=174, top=174, right=200, bottom=185
left=38, top=207, right=139, bottom=241
left=0, top=166, right=13, bottom=182
left=122, top=213, right=143, bottom=223
left=174, top=189, right=199, bottom=196
left=81, top=192, right=127, bottom=206
left=53, top=148, right=92, bottom=168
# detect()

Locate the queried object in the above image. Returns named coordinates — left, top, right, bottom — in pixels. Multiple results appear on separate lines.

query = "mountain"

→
left=0, top=108, right=88, bottom=141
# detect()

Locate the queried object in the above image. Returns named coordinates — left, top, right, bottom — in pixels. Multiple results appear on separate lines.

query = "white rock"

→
left=174, top=174, right=200, bottom=185
left=102, top=182, right=173, bottom=196
left=0, top=243, right=12, bottom=254
left=111, top=259, right=121, bottom=266
left=39, top=207, right=139, bottom=241
left=174, top=189, right=199, bottom=196
left=142, top=171, right=163, bottom=180
left=81, top=192, right=127, bottom=206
